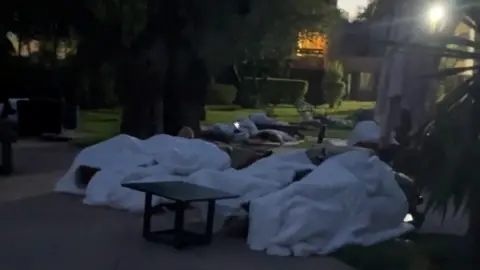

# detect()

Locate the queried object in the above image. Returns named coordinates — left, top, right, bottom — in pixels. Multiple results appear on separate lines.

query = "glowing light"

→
left=428, top=4, right=445, bottom=23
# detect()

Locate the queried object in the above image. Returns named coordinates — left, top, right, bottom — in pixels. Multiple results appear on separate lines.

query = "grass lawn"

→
left=75, top=101, right=374, bottom=147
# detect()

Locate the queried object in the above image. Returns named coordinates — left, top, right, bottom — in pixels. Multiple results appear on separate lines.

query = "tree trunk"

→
left=119, top=54, right=169, bottom=139
left=163, top=40, right=209, bottom=137
left=118, top=27, right=211, bottom=138
left=118, top=0, right=235, bottom=139
left=119, top=38, right=168, bottom=139
left=121, top=97, right=164, bottom=139
left=119, top=0, right=185, bottom=138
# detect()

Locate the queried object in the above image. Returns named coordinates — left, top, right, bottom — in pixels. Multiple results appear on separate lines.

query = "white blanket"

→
left=55, top=134, right=231, bottom=211
left=55, top=134, right=412, bottom=256
left=188, top=150, right=316, bottom=229
left=208, top=115, right=295, bottom=144
left=248, top=150, right=412, bottom=256
left=348, top=121, right=398, bottom=146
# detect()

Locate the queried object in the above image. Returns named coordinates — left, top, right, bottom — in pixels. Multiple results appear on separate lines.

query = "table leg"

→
left=317, top=124, right=327, bottom=144
left=204, top=200, right=216, bottom=244
left=143, top=193, right=153, bottom=240
left=173, top=201, right=186, bottom=249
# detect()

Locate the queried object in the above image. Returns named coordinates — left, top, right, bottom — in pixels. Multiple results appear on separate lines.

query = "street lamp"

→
left=426, top=3, right=446, bottom=31
left=428, top=4, right=445, bottom=23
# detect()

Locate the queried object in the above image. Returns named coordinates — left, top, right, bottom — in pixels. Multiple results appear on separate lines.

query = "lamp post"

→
left=426, top=2, right=446, bottom=32
left=428, top=4, right=445, bottom=23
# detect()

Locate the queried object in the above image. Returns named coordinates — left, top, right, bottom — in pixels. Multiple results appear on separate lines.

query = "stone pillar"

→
left=350, top=72, right=361, bottom=100
left=63, top=103, right=78, bottom=130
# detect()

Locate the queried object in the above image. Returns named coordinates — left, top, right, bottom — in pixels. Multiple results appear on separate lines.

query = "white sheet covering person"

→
left=248, top=150, right=412, bottom=256
left=348, top=120, right=398, bottom=146
left=56, top=133, right=413, bottom=256
left=55, top=134, right=231, bottom=211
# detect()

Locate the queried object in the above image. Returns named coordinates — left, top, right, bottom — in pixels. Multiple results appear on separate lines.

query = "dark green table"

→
left=122, top=181, right=238, bottom=249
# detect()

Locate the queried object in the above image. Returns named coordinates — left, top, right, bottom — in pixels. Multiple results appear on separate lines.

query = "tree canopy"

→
left=0, top=0, right=341, bottom=74
left=0, top=0, right=342, bottom=138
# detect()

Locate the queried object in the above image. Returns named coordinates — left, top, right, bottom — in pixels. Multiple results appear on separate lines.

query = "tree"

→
left=355, top=0, right=397, bottom=22
left=355, top=0, right=379, bottom=21
left=322, top=60, right=346, bottom=108
left=116, top=0, right=253, bottom=137
left=233, top=0, right=341, bottom=108
left=105, top=0, right=341, bottom=136
left=0, top=0, right=341, bottom=138
left=239, top=0, right=340, bottom=62
left=0, top=0, right=249, bottom=137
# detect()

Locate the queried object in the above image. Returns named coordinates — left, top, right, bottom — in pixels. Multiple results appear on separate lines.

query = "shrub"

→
left=263, top=78, right=309, bottom=106
left=239, top=77, right=308, bottom=107
left=235, top=78, right=262, bottom=108
left=78, top=63, right=118, bottom=109
left=206, top=83, right=237, bottom=105
left=291, top=68, right=325, bottom=107
left=323, top=61, right=346, bottom=108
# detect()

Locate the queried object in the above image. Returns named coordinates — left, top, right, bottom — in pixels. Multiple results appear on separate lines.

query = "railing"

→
left=296, top=48, right=324, bottom=56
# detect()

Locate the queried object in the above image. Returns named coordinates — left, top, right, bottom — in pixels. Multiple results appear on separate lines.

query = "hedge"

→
left=206, top=83, right=237, bottom=105
left=238, top=77, right=309, bottom=107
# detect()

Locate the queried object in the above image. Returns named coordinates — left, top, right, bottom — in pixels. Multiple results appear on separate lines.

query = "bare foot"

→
left=75, top=165, right=101, bottom=188
left=178, top=126, right=194, bottom=139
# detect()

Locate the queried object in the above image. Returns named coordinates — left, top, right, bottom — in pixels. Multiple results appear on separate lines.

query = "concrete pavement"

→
left=0, top=140, right=354, bottom=270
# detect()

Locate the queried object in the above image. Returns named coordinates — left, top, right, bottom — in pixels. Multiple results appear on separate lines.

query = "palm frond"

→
left=377, top=0, right=480, bottom=236
left=436, top=74, right=476, bottom=114
left=430, top=34, right=480, bottom=49
left=376, top=38, right=480, bottom=59
left=421, top=65, right=479, bottom=78
left=435, top=49, right=480, bottom=60
left=461, top=15, right=477, bottom=34
left=423, top=93, right=476, bottom=216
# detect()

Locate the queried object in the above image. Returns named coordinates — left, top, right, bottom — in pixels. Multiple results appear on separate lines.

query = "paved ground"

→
left=0, top=140, right=354, bottom=270
left=0, top=140, right=79, bottom=203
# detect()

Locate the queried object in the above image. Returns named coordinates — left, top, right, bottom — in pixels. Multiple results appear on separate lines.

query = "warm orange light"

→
left=297, top=31, right=327, bottom=56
